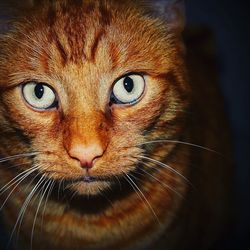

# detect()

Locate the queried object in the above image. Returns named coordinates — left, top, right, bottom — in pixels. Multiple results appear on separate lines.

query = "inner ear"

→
left=149, top=0, right=185, bottom=33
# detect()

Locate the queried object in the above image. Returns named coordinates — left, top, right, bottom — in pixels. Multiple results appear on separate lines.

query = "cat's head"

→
left=0, top=0, right=189, bottom=196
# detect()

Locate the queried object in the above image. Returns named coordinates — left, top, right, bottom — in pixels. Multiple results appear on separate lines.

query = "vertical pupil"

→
left=123, top=77, right=134, bottom=93
left=34, top=84, right=44, bottom=99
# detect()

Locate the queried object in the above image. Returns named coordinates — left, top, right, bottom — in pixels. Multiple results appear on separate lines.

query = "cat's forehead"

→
left=22, top=0, right=173, bottom=65
left=0, top=0, right=179, bottom=91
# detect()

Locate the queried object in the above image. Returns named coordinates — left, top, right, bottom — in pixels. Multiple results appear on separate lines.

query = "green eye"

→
left=22, top=82, right=57, bottom=110
left=111, top=74, right=145, bottom=104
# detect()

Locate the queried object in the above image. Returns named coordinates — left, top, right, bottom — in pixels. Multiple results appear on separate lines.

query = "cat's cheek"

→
left=110, top=100, right=163, bottom=132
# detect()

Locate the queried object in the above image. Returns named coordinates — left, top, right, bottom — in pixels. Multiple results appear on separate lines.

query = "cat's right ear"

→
left=149, top=0, right=185, bottom=34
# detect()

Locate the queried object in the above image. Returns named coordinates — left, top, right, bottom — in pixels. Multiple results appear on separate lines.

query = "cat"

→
left=0, top=0, right=234, bottom=249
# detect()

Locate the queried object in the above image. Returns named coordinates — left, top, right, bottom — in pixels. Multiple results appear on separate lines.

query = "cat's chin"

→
left=69, top=181, right=111, bottom=195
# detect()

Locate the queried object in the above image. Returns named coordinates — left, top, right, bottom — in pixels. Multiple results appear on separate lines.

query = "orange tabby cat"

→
left=0, top=0, right=233, bottom=249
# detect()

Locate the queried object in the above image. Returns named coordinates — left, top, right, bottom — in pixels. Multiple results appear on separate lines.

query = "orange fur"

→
left=0, top=1, right=233, bottom=249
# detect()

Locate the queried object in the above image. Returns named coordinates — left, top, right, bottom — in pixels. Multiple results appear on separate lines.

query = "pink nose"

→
left=68, top=143, right=104, bottom=169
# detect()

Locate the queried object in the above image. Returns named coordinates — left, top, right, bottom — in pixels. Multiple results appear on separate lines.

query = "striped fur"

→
left=0, top=1, right=233, bottom=249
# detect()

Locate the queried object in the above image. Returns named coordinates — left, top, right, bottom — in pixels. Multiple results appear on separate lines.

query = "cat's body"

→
left=0, top=1, right=233, bottom=249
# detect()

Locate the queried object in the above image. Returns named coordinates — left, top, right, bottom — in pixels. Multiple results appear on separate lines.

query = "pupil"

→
left=123, top=77, right=134, bottom=93
left=34, top=84, right=44, bottom=99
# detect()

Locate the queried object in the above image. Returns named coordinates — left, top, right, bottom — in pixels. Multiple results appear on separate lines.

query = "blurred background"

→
left=0, top=0, right=249, bottom=249
left=186, top=0, right=250, bottom=249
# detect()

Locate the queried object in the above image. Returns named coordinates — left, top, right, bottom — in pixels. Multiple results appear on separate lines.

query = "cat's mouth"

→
left=79, top=176, right=99, bottom=183
left=42, top=173, right=139, bottom=215
left=56, top=174, right=120, bottom=195
left=70, top=175, right=115, bottom=184
left=58, top=175, right=114, bottom=195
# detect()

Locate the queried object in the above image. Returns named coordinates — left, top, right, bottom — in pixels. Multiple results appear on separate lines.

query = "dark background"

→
left=0, top=0, right=250, bottom=249
left=186, top=0, right=250, bottom=249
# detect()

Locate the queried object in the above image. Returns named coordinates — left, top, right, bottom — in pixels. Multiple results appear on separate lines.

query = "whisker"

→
left=138, top=155, right=191, bottom=186
left=122, top=171, right=160, bottom=225
left=1, top=161, right=31, bottom=170
left=15, top=163, right=52, bottom=243
left=41, top=179, right=55, bottom=228
left=0, top=165, right=39, bottom=195
left=15, top=171, right=45, bottom=244
left=139, top=139, right=221, bottom=155
left=0, top=166, right=40, bottom=210
left=30, top=178, right=52, bottom=250
left=0, top=152, right=38, bottom=163
left=70, top=188, right=80, bottom=201
left=139, top=167, right=184, bottom=198
left=6, top=174, right=46, bottom=250
left=114, top=175, right=122, bottom=191
left=57, top=179, right=62, bottom=199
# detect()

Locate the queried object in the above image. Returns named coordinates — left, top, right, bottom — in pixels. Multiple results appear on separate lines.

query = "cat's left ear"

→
left=0, top=2, right=12, bottom=34
left=150, top=0, right=185, bottom=33
left=0, top=0, right=34, bottom=34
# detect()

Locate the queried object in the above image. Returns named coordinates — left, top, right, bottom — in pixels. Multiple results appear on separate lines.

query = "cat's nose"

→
left=68, top=143, right=104, bottom=169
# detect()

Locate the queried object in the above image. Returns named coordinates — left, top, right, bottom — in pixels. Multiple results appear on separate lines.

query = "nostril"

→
left=80, top=160, right=93, bottom=169
left=68, top=143, right=104, bottom=169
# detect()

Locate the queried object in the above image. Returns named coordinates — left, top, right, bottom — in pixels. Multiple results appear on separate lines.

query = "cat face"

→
left=0, top=0, right=188, bottom=196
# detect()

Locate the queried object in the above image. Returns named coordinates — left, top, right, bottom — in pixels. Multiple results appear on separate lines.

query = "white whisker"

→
left=15, top=171, right=45, bottom=243
left=122, top=171, right=160, bottom=225
left=139, top=139, right=221, bottom=155
left=0, top=166, right=40, bottom=210
left=41, top=179, right=55, bottom=230
left=0, top=165, right=39, bottom=195
left=6, top=174, right=46, bottom=250
left=139, top=167, right=183, bottom=198
left=0, top=152, right=38, bottom=163
left=138, top=155, right=191, bottom=185
left=30, top=178, right=52, bottom=250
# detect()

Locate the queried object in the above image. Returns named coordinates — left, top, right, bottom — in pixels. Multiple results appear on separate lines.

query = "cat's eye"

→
left=22, top=82, right=57, bottom=110
left=111, top=74, right=145, bottom=105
